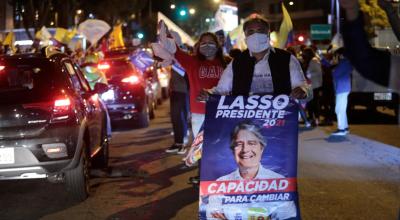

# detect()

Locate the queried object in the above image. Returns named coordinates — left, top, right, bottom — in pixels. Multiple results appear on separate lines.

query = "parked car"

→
left=98, top=55, right=156, bottom=128
left=0, top=47, right=110, bottom=201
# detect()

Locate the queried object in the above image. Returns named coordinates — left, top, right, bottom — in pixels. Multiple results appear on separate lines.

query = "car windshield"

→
left=0, top=58, right=63, bottom=104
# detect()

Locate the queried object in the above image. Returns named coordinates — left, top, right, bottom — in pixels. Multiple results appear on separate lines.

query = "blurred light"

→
left=0, top=66, right=5, bottom=71
left=76, top=9, right=82, bottom=15
left=98, top=63, right=110, bottom=70
left=137, top=32, right=144, bottom=39
left=205, top=18, right=211, bottom=23
left=213, top=0, right=221, bottom=3
left=14, top=40, right=33, bottom=46
left=179, top=9, right=187, bottom=16
left=101, top=90, right=115, bottom=101
left=289, top=1, right=294, bottom=6
left=89, top=13, right=94, bottom=18
left=189, top=8, right=196, bottom=15
left=121, top=75, right=140, bottom=84
left=298, top=35, right=304, bottom=42
left=131, top=13, right=136, bottom=19
left=170, top=4, right=176, bottom=9
left=50, top=21, right=54, bottom=26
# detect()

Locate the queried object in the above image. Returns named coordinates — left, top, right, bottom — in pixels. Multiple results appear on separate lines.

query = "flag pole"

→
left=336, top=0, right=340, bottom=34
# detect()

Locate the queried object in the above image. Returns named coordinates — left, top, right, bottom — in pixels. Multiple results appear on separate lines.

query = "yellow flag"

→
left=277, top=3, right=293, bottom=49
left=65, top=28, right=77, bottom=44
left=109, top=24, right=125, bottom=49
left=54, top=28, right=69, bottom=44
left=3, top=32, right=14, bottom=46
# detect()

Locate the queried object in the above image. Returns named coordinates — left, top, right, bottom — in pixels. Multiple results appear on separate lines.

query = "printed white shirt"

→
left=215, top=48, right=310, bottom=99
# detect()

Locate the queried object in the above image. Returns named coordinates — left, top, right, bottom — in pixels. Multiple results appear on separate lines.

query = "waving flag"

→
left=277, top=3, right=293, bottom=49
left=78, top=19, right=111, bottom=45
left=54, top=28, right=69, bottom=44
left=2, top=31, right=14, bottom=46
left=109, top=24, right=125, bottom=49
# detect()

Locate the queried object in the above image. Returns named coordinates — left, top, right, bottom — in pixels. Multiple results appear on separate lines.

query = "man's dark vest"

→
left=232, top=48, right=292, bottom=96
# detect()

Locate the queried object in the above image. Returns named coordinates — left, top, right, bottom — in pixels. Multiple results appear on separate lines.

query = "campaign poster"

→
left=199, top=94, right=300, bottom=220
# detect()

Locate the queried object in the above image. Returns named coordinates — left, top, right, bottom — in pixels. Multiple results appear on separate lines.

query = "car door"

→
left=62, top=60, right=102, bottom=155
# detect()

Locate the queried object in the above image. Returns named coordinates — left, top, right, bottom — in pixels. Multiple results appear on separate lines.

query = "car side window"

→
left=73, top=63, right=91, bottom=92
left=63, top=61, right=84, bottom=92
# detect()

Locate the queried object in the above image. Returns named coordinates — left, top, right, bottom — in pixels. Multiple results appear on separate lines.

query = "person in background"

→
left=80, top=53, right=108, bottom=89
left=286, top=46, right=312, bottom=127
left=331, top=47, right=352, bottom=136
left=319, top=45, right=336, bottom=126
left=215, top=30, right=228, bottom=55
left=301, top=47, right=323, bottom=126
left=340, top=0, right=399, bottom=94
left=165, top=62, right=190, bottom=155
left=0, top=42, right=4, bottom=55
left=14, top=44, right=21, bottom=54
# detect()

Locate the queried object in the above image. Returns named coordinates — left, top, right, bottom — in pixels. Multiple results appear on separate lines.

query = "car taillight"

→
left=98, top=63, right=110, bottom=70
left=54, top=98, right=71, bottom=107
left=52, top=97, right=72, bottom=122
left=0, top=65, right=5, bottom=71
left=121, top=75, right=140, bottom=84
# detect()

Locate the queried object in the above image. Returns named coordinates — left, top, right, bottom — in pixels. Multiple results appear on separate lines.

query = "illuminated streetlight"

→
left=205, top=18, right=211, bottom=23
left=179, top=9, right=187, bottom=16
left=298, top=35, right=304, bottom=42
left=213, top=0, right=220, bottom=3
left=76, top=9, right=82, bottom=15
left=170, top=4, right=176, bottom=9
left=189, top=8, right=196, bottom=15
left=289, top=1, right=294, bottom=6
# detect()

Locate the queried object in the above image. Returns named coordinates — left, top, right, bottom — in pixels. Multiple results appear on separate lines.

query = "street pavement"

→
left=0, top=101, right=398, bottom=220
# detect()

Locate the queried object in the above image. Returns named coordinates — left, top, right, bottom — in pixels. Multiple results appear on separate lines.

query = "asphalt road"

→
left=0, top=101, right=399, bottom=220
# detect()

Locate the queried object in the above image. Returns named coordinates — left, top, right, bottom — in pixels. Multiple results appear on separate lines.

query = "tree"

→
left=79, top=0, right=145, bottom=26
left=8, top=0, right=79, bottom=40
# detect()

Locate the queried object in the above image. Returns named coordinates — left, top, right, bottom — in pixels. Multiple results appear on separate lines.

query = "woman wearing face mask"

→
left=163, top=32, right=229, bottom=154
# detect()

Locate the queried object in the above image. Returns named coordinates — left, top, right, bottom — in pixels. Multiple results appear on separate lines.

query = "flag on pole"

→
left=54, top=28, right=69, bottom=44
left=65, top=28, right=77, bottom=43
left=277, top=2, right=293, bottom=49
left=109, top=24, right=125, bottom=49
left=2, top=32, right=15, bottom=46
left=35, top=26, right=52, bottom=46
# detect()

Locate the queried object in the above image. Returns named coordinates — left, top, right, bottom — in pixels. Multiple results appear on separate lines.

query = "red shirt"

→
left=175, top=49, right=224, bottom=114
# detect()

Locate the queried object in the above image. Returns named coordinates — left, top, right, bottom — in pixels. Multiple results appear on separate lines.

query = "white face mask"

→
left=245, top=33, right=271, bottom=53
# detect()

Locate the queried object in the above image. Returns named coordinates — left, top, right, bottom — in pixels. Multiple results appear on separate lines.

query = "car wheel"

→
left=65, top=144, right=90, bottom=201
left=137, top=105, right=150, bottom=128
left=92, top=123, right=109, bottom=169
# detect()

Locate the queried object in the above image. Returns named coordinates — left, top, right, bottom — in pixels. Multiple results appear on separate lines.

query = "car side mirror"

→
left=94, top=82, right=109, bottom=94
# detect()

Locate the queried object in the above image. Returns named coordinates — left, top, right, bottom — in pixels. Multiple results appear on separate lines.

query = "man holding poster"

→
left=199, top=95, right=300, bottom=220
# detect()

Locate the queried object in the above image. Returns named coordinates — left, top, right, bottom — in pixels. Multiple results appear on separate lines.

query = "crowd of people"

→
left=1, top=0, right=397, bottom=196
